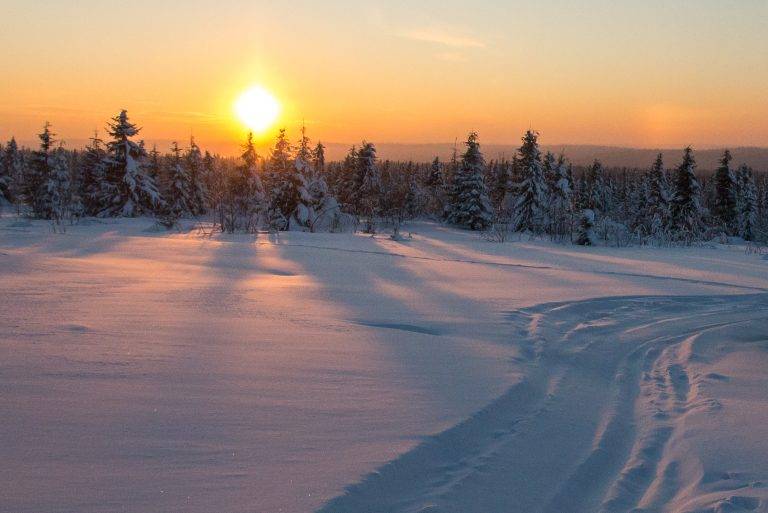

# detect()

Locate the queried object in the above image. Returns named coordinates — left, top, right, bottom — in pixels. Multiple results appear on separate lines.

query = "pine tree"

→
left=100, top=110, right=160, bottom=216
left=446, top=132, right=493, bottom=230
left=164, top=142, right=193, bottom=218
left=1, top=138, right=23, bottom=205
left=296, top=123, right=312, bottom=162
left=266, top=129, right=301, bottom=230
left=185, top=137, right=208, bottom=215
left=645, top=153, right=670, bottom=236
left=585, top=159, right=606, bottom=213
left=312, top=142, right=326, bottom=174
left=356, top=141, right=381, bottom=231
left=712, top=149, right=737, bottom=233
left=79, top=133, right=107, bottom=215
left=735, top=164, right=758, bottom=241
left=511, top=130, right=547, bottom=233
left=575, top=209, right=596, bottom=245
left=670, top=147, right=702, bottom=241
left=232, top=132, right=265, bottom=231
left=46, top=146, right=72, bottom=226
left=27, top=123, right=56, bottom=218
left=549, top=154, right=573, bottom=240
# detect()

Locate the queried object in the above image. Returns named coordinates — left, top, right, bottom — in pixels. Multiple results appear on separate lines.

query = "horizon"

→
left=2, top=0, right=768, bottom=149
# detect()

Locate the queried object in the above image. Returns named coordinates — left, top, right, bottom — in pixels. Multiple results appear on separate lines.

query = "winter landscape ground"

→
left=1, top=216, right=767, bottom=513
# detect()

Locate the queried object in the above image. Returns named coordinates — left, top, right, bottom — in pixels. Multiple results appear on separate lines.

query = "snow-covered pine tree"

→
left=266, top=129, right=301, bottom=230
left=645, top=153, right=670, bottom=236
left=163, top=142, right=193, bottom=218
left=712, top=149, right=737, bottom=234
left=185, top=137, right=208, bottom=215
left=549, top=154, right=573, bottom=240
left=100, top=110, right=160, bottom=217
left=356, top=141, right=381, bottom=232
left=735, top=164, right=758, bottom=241
left=670, top=146, right=702, bottom=242
left=27, top=123, right=56, bottom=218
left=290, top=156, right=344, bottom=232
left=46, top=146, right=72, bottom=227
left=446, top=132, right=493, bottom=230
left=312, top=142, right=326, bottom=175
left=79, top=133, right=107, bottom=215
left=0, top=138, right=23, bottom=205
left=229, top=131, right=265, bottom=232
left=296, top=123, right=312, bottom=163
left=425, top=156, right=446, bottom=216
left=584, top=159, right=606, bottom=214
left=511, top=130, right=547, bottom=233
left=575, top=209, right=597, bottom=245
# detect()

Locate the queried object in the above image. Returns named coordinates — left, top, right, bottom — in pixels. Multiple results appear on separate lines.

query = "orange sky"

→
left=1, top=1, right=767, bottom=154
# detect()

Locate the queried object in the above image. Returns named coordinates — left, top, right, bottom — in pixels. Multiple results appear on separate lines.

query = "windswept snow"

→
left=1, top=217, right=767, bottom=513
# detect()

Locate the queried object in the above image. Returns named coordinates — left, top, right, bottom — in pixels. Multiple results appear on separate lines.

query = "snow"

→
left=1, top=217, right=767, bottom=513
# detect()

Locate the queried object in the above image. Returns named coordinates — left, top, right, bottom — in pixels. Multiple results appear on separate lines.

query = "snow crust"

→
left=1, top=217, right=766, bottom=513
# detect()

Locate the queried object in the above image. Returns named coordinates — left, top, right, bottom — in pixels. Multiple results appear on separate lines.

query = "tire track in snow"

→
left=316, top=294, right=768, bottom=513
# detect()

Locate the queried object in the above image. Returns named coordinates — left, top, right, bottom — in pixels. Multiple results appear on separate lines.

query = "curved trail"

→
left=317, top=294, right=768, bottom=513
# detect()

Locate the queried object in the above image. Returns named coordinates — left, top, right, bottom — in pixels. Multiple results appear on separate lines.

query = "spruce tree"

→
left=645, top=153, right=670, bottom=236
left=46, top=146, right=72, bottom=226
left=585, top=159, right=606, bottom=213
left=1, top=138, right=23, bottom=205
left=575, top=209, right=596, bottom=245
left=356, top=142, right=381, bottom=231
left=27, top=123, right=56, bottom=218
left=712, top=149, right=737, bottom=233
left=232, top=132, right=265, bottom=231
left=79, top=133, right=107, bottom=215
left=312, top=141, right=326, bottom=174
left=446, top=132, right=493, bottom=230
left=735, top=164, right=758, bottom=241
left=670, top=147, right=702, bottom=241
left=100, top=110, right=160, bottom=216
left=512, top=130, right=547, bottom=233
left=549, top=154, right=573, bottom=239
left=164, top=142, right=193, bottom=218
left=185, top=137, right=207, bottom=215
left=267, top=129, right=301, bottom=230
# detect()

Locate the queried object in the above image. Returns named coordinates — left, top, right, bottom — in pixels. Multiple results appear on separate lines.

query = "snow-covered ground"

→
left=1, top=217, right=766, bottom=513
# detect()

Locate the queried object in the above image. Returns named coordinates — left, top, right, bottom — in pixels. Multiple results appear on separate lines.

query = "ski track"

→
left=317, top=294, right=768, bottom=513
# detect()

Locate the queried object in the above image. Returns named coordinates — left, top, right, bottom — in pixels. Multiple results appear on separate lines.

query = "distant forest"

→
left=1, top=110, right=766, bottom=246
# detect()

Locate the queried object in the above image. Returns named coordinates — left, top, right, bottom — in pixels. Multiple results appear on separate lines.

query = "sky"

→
left=1, top=0, right=767, bottom=154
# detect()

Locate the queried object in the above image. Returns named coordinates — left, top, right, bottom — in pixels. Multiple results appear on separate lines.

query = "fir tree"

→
left=267, top=129, right=302, bottom=230
left=549, top=154, right=573, bottom=240
left=670, top=147, right=702, bottom=241
left=511, top=130, right=547, bottom=233
left=356, top=141, right=381, bottom=231
left=712, top=149, right=737, bottom=233
left=312, top=142, right=326, bottom=174
left=575, top=209, right=596, bottom=245
left=164, top=142, right=193, bottom=218
left=1, top=138, right=23, bottom=205
left=100, top=110, right=160, bottom=217
left=46, top=146, right=72, bottom=226
left=585, top=159, right=606, bottom=213
left=446, top=132, right=493, bottom=230
left=645, top=153, right=670, bottom=236
left=735, top=164, right=758, bottom=241
left=232, top=132, right=265, bottom=231
left=27, top=122, right=56, bottom=218
left=79, top=132, right=107, bottom=215
left=185, top=137, right=208, bottom=215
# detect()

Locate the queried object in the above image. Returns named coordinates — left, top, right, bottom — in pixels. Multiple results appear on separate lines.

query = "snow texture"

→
left=1, top=216, right=767, bottom=513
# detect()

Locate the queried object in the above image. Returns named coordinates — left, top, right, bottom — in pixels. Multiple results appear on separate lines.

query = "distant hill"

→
left=22, top=138, right=768, bottom=171
left=322, top=143, right=768, bottom=171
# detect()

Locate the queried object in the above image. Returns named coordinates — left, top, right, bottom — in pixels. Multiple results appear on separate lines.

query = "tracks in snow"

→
left=316, top=294, right=768, bottom=513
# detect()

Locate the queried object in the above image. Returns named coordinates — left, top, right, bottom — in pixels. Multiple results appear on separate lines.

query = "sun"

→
left=235, top=86, right=281, bottom=133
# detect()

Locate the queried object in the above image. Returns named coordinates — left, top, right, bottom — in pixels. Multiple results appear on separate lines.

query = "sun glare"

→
left=235, top=86, right=281, bottom=133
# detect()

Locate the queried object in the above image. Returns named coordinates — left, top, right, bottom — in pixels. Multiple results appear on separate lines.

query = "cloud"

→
left=400, top=26, right=485, bottom=49
left=435, top=52, right=469, bottom=62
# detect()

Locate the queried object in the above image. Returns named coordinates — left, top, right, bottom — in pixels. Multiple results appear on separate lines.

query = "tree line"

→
left=1, top=110, right=766, bottom=245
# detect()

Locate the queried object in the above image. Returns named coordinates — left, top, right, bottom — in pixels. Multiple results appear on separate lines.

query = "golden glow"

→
left=234, top=86, right=281, bottom=133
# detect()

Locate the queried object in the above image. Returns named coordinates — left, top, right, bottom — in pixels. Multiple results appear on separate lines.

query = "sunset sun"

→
left=234, top=86, right=280, bottom=133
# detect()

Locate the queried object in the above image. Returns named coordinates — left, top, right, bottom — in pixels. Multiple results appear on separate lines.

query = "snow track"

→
left=318, top=295, right=768, bottom=513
